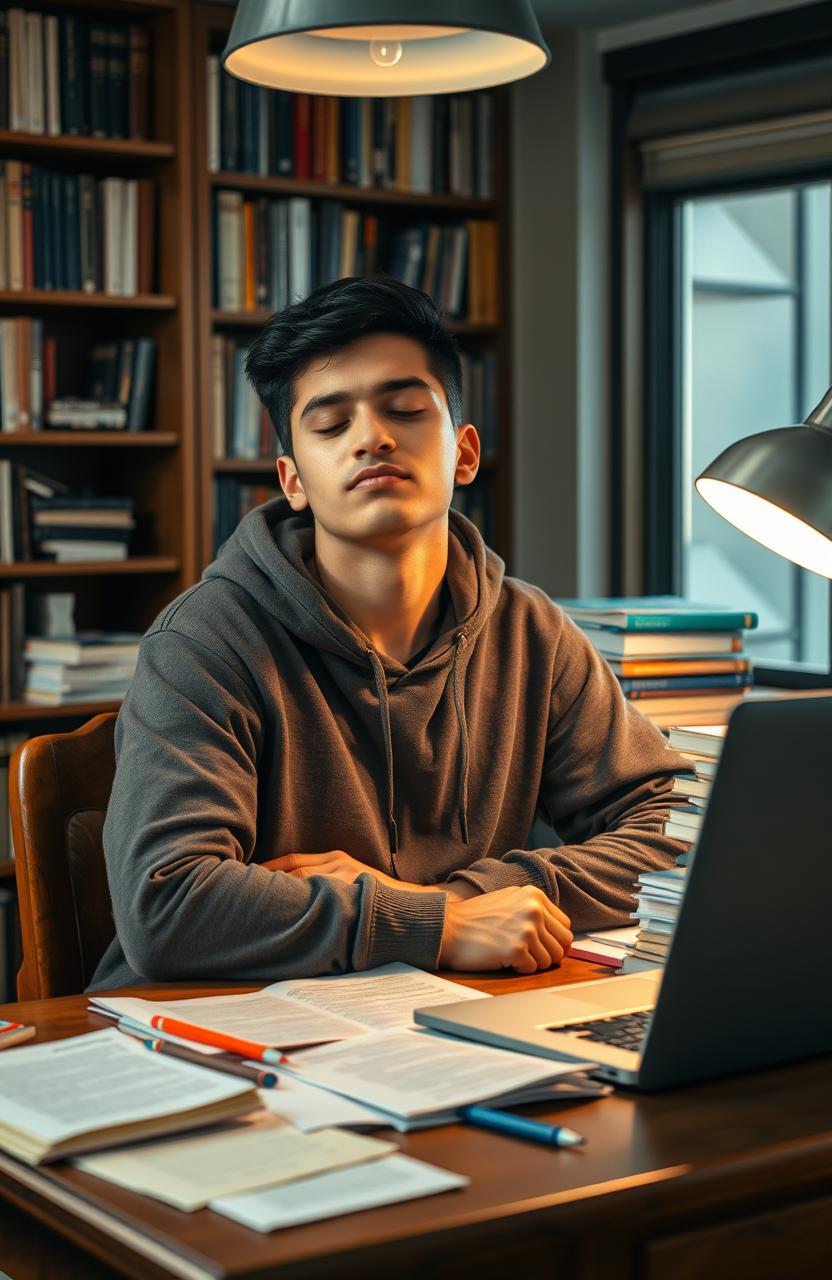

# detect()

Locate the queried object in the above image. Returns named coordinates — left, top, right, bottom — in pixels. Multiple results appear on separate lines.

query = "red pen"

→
left=149, top=1014, right=286, bottom=1065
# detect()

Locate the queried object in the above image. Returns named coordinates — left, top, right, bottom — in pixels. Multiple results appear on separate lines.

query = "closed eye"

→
left=316, top=409, right=424, bottom=434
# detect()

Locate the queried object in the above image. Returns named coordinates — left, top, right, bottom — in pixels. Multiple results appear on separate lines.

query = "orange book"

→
left=614, top=657, right=752, bottom=677
left=243, top=201, right=255, bottom=311
left=395, top=98, right=411, bottom=190
left=324, top=97, right=340, bottom=184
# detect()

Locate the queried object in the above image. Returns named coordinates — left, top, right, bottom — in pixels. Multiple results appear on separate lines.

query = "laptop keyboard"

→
left=555, top=1010, right=651, bottom=1053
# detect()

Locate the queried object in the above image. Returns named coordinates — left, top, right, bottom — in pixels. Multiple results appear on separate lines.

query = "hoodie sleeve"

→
left=103, top=627, right=446, bottom=982
left=446, top=614, right=694, bottom=931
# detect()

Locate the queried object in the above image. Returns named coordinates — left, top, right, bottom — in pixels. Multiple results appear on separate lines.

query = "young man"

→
left=92, top=276, right=688, bottom=989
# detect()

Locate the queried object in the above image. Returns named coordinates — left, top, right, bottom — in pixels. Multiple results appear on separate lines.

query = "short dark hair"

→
left=245, top=275, right=463, bottom=458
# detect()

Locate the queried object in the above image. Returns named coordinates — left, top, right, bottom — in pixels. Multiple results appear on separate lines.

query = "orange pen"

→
left=149, top=1014, right=286, bottom=1065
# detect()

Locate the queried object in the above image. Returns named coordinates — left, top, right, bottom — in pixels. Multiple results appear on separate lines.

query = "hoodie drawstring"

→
left=368, top=631, right=471, bottom=862
left=368, top=648, right=399, bottom=858
left=450, top=631, right=470, bottom=845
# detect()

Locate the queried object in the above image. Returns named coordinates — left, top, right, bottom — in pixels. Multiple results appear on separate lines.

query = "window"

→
left=679, top=183, right=831, bottom=669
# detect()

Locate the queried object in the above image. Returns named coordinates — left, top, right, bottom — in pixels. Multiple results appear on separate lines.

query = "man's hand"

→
left=262, top=851, right=476, bottom=897
left=438, top=885, right=573, bottom=974
left=263, top=851, right=390, bottom=887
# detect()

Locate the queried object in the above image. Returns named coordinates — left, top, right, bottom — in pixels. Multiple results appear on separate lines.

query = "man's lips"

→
left=348, top=466, right=411, bottom=490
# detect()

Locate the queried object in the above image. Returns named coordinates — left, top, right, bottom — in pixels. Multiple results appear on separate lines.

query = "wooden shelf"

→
left=0, top=291, right=176, bottom=310
left=0, top=432, right=178, bottom=447
left=0, top=558, right=180, bottom=578
left=0, top=130, right=175, bottom=162
left=209, top=171, right=497, bottom=215
left=214, top=458, right=277, bottom=474
left=0, top=700, right=121, bottom=724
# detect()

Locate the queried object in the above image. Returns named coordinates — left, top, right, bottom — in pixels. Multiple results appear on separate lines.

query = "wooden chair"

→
left=9, top=713, right=118, bottom=1000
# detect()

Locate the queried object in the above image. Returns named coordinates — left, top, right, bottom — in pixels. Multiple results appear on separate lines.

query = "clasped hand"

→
left=261, top=850, right=573, bottom=975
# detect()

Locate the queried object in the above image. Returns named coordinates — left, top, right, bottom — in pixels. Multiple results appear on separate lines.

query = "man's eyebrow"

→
left=299, top=377, right=433, bottom=422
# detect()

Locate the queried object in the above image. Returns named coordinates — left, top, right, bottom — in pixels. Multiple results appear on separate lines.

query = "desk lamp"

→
left=222, top=1, right=550, bottom=96
left=695, top=387, right=832, bottom=579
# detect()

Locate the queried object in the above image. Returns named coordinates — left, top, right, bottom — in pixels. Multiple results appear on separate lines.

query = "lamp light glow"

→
left=222, top=2, right=550, bottom=97
left=695, top=396, right=832, bottom=580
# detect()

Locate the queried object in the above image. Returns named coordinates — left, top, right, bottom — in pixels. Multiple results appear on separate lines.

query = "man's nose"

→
left=353, top=408, right=396, bottom=454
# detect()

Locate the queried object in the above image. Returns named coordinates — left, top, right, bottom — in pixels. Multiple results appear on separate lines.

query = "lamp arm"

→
left=804, top=386, right=832, bottom=432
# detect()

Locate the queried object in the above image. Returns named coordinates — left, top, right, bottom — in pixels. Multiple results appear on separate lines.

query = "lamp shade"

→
left=695, top=417, right=832, bottom=579
left=222, top=0, right=551, bottom=96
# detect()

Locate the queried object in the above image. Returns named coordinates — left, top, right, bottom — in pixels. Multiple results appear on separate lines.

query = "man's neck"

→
left=311, top=518, right=449, bottom=665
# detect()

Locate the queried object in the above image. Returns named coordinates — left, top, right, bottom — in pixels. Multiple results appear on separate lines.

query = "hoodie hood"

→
left=203, top=496, right=505, bottom=854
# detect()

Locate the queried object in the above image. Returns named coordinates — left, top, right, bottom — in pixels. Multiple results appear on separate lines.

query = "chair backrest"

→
left=9, top=712, right=118, bottom=1000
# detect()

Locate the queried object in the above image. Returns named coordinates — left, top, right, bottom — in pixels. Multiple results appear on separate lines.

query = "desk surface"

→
left=2, top=962, right=832, bottom=1280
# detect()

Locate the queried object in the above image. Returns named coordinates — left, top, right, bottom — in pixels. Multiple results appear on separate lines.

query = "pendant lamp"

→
left=222, top=1, right=551, bottom=97
left=695, top=387, right=832, bottom=579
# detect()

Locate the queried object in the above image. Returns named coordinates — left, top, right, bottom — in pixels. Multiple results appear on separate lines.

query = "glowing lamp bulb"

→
left=369, top=39, right=403, bottom=67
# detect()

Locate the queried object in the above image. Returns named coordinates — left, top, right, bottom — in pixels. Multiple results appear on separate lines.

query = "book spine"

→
left=0, top=166, right=7, bottom=291
left=623, top=613, right=757, bottom=632
left=79, top=175, right=97, bottom=293
left=274, top=91, right=293, bottom=176
left=293, top=95, right=311, bottom=179
left=27, top=11, right=45, bottom=135
left=6, top=160, right=23, bottom=291
left=63, top=174, right=81, bottom=292
left=88, top=23, right=109, bottom=138
left=619, top=673, right=754, bottom=694
left=60, top=15, right=84, bottom=136
left=8, top=9, right=24, bottom=132
left=206, top=56, right=220, bottom=173
left=30, top=318, right=42, bottom=429
left=127, top=23, right=150, bottom=140
left=0, top=13, right=8, bottom=133
left=108, top=25, right=128, bottom=140
left=20, top=163, right=33, bottom=289
left=220, top=68, right=239, bottom=171
left=44, top=16, right=60, bottom=136
left=126, top=338, right=156, bottom=431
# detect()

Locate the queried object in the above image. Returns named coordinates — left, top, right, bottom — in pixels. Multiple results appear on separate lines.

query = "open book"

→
left=90, top=963, right=489, bottom=1055
left=0, top=1029, right=257, bottom=1164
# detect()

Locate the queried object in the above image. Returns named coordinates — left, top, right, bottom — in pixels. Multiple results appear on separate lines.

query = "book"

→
left=558, top=597, right=758, bottom=632
left=667, top=724, right=729, bottom=757
left=606, top=656, right=752, bottom=677
left=0, top=1028, right=257, bottom=1164
left=23, top=632, right=141, bottom=666
left=580, top=627, right=744, bottom=657
left=620, top=673, right=753, bottom=694
left=671, top=774, right=711, bottom=801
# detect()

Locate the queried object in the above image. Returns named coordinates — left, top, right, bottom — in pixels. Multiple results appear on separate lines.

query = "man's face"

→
left=276, top=333, right=479, bottom=546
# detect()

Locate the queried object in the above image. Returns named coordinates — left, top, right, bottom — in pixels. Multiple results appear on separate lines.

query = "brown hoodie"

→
left=91, top=498, right=689, bottom=989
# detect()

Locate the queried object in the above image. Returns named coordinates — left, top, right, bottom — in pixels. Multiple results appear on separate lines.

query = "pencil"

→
left=148, top=1013, right=285, bottom=1065
left=141, top=1037, right=279, bottom=1088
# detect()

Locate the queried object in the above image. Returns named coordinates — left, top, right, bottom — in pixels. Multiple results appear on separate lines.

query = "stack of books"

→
left=618, top=722, right=727, bottom=975
left=23, top=631, right=141, bottom=705
left=31, top=493, right=135, bottom=562
left=556, top=597, right=758, bottom=728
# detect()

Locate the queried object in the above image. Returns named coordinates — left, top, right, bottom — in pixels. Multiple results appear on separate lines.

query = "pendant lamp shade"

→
left=695, top=391, right=832, bottom=579
left=222, top=0, right=551, bottom=97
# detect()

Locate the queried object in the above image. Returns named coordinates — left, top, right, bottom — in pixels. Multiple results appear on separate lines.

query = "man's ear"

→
left=276, top=455, right=310, bottom=511
left=454, top=423, right=481, bottom=489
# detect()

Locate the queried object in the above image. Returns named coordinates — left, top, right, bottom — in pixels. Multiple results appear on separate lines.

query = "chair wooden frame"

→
left=9, top=713, right=118, bottom=1000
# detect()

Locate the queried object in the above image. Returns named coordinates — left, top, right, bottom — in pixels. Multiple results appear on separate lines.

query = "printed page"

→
left=75, top=1114, right=395, bottom=1212
left=90, top=990, right=367, bottom=1049
left=258, top=1075, right=387, bottom=1132
left=263, top=963, right=488, bottom=1031
left=212, top=1153, right=469, bottom=1231
left=0, top=1030, right=253, bottom=1144
left=282, top=1028, right=591, bottom=1118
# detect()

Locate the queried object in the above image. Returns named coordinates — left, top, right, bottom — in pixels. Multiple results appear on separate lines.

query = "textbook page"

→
left=212, top=1153, right=469, bottom=1232
left=0, top=1029, right=256, bottom=1163
left=264, top=963, right=488, bottom=1031
left=282, top=1028, right=595, bottom=1119
left=258, top=1075, right=387, bottom=1131
left=90, top=964, right=487, bottom=1050
left=75, top=1115, right=395, bottom=1211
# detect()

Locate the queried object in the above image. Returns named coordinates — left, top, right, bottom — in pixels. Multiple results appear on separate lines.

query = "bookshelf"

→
left=190, top=1, right=513, bottom=569
left=0, top=0, right=198, bottom=928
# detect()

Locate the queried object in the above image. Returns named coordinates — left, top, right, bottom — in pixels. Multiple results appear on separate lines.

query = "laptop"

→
left=415, top=696, right=832, bottom=1090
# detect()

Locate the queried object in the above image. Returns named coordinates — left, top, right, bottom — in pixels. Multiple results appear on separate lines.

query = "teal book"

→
left=556, top=596, right=758, bottom=633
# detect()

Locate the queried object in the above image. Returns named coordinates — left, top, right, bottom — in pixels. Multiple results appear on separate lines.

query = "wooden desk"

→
left=2, top=962, right=832, bottom=1280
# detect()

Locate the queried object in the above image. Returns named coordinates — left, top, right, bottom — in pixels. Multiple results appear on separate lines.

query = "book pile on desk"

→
left=665, top=723, right=726, bottom=851
left=0, top=965, right=605, bottom=1232
left=618, top=866, right=688, bottom=974
left=556, top=597, right=757, bottom=728
left=23, top=631, right=140, bottom=705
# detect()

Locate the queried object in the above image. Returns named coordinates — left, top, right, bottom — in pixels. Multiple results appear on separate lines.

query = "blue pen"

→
left=460, top=1105, right=586, bottom=1148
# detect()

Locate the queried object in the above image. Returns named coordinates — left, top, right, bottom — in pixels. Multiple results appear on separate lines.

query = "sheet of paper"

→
left=262, top=963, right=488, bottom=1032
left=75, top=1114, right=395, bottom=1212
left=0, top=1030, right=253, bottom=1145
left=585, top=927, right=639, bottom=948
left=282, top=1028, right=594, bottom=1119
left=258, top=1075, right=387, bottom=1132
left=90, top=990, right=367, bottom=1050
left=211, top=1153, right=469, bottom=1232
